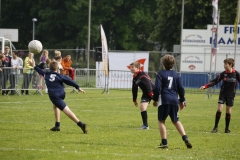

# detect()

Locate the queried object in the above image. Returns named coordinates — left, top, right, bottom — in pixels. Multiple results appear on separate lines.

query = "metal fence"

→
left=1, top=68, right=239, bottom=96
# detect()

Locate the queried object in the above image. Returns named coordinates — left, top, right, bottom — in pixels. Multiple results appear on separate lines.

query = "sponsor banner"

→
left=181, top=24, right=240, bottom=72
left=182, top=25, right=240, bottom=46
left=96, top=52, right=149, bottom=88
left=100, top=25, right=109, bottom=76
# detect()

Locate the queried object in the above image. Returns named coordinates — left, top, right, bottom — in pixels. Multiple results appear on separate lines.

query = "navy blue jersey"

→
left=34, top=66, right=80, bottom=93
left=153, top=70, right=185, bottom=106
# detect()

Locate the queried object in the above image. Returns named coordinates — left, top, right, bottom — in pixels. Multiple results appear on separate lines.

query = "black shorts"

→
left=218, top=96, right=234, bottom=106
left=48, top=91, right=66, bottom=110
left=158, top=104, right=179, bottom=122
left=141, top=94, right=152, bottom=103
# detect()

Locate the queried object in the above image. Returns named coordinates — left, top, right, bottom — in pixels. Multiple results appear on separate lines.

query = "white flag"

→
left=100, top=25, right=109, bottom=76
left=212, top=0, right=218, bottom=24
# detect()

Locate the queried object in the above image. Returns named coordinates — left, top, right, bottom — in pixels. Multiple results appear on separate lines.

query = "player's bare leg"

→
left=173, top=121, right=192, bottom=148
left=63, top=106, right=87, bottom=134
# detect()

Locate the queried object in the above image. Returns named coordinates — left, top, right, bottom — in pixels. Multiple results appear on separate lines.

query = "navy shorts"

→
left=48, top=91, right=66, bottom=111
left=141, top=94, right=152, bottom=103
left=218, top=96, right=234, bottom=107
left=158, top=104, right=179, bottom=122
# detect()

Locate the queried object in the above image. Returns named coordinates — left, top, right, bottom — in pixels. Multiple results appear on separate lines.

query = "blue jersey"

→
left=152, top=70, right=185, bottom=106
left=34, top=66, right=80, bottom=93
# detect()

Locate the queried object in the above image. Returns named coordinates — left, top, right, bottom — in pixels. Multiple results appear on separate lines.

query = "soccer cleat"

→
left=184, top=138, right=192, bottom=149
left=80, top=123, right=88, bottom=134
left=140, top=125, right=149, bottom=130
left=211, top=127, right=218, bottom=133
left=50, top=126, right=60, bottom=131
left=158, top=143, right=168, bottom=149
left=225, top=129, right=231, bottom=133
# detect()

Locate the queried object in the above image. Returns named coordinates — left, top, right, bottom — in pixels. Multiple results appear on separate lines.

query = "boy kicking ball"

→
left=31, top=61, right=87, bottom=134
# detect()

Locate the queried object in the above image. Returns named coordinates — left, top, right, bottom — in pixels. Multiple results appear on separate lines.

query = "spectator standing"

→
left=54, top=56, right=63, bottom=73
left=2, top=46, right=12, bottom=95
left=21, top=52, right=35, bottom=95
left=6, top=51, right=23, bottom=95
left=39, top=50, right=49, bottom=89
left=0, top=53, right=6, bottom=91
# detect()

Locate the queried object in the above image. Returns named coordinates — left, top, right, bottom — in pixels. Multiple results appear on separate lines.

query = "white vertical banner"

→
left=100, top=25, right=109, bottom=76
left=212, top=0, right=218, bottom=24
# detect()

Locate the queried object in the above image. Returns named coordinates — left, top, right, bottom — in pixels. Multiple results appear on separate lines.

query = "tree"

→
left=150, top=0, right=237, bottom=52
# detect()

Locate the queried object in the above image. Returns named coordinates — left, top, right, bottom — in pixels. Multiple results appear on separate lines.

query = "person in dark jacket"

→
left=200, top=58, right=240, bottom=133
left=130, top=61, right=154, bottom=130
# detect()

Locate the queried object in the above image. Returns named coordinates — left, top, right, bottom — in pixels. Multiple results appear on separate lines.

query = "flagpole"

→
left=234, top=0, right=240, bottom=60
left=209, top=21, right=214, bottom=82
left=87, top=0, right=91, bottom=86
left=214, top=10, right=220, bottom=76
left=179, top=0, right=184, bottom=75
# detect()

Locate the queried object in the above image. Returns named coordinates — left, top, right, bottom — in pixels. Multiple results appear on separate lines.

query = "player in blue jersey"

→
left=33, top=61, right=87, bottom=134
left=152, top=54, right=192, bottom=149
left=130, top=62, right=154, bottom=129
left=200, top=58, right=240, bottom=133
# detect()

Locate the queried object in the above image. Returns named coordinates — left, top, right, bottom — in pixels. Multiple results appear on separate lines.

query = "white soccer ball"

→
left=28, top=40, right=43, bottom=54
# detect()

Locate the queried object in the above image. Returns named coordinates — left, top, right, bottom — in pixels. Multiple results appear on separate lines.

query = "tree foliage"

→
left=0, top=0, right=238, bottom=51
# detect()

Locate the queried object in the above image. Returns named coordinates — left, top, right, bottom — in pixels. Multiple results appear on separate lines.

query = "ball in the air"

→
left=28, top=40, right=43, bottom=54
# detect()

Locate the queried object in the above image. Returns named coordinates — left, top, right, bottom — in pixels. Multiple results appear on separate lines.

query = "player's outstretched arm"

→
left=78, top=88, right=85, bottom=94
left=200, top=86, right=206, bottom=90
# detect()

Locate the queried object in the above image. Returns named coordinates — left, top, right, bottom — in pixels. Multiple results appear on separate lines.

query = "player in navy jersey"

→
left=200, top=58, right=240, bottom=133
left=33, top=61, right=87, bottom=134
left=130, top=62, right=154, bottom=129
left=152, top=55, right=192, bottom=149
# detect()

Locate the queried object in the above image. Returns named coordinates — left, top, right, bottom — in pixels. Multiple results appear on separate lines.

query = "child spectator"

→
left=61, top=54, right=74, bottom=80
left=39, top=50, right=49, bottom=89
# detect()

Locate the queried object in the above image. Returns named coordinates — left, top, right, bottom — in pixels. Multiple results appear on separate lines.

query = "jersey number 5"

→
left=49, top=74, right=56, bottom=82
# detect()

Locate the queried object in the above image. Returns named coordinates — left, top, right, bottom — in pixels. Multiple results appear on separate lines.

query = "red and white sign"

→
left=96, top=51, right=149, bottom=88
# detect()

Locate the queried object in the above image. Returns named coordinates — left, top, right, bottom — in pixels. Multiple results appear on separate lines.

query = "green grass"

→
left=0, top=89, right=240, bottom=160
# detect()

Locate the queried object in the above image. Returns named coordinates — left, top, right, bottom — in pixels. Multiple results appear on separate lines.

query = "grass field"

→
left=0, top=89, right=240, bottom=160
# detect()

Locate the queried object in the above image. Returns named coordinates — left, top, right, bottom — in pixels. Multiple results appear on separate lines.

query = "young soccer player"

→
left=152, top=55, right=192, bottom=149
left=32, top=61, right=87, bottom=134
left=200, top=58, right=240, bottom=133
left=130, top=61, right=154, bottom=129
